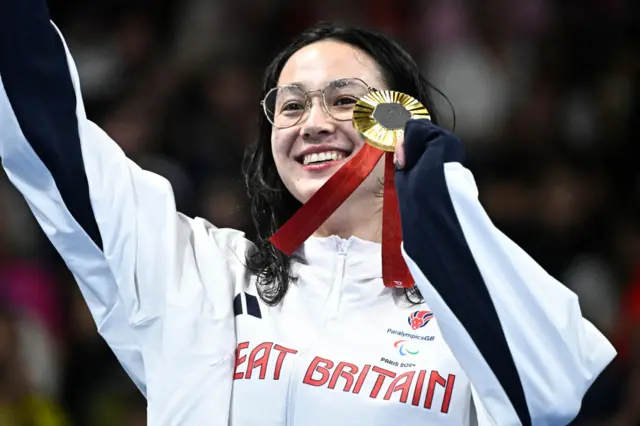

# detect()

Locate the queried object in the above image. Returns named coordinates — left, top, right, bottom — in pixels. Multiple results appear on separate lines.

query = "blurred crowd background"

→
left=1, top=0, right=638, bottom=424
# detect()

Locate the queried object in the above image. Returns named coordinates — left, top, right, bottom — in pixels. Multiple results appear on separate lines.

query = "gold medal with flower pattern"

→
left=353, top=90, right=430, bottom=152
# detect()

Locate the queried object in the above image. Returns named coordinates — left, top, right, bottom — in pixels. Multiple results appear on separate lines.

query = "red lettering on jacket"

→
left=424, top=370, right=445, bottom=409
left=233, top=342, right=457, bottom=414
left=234, top=341, right=250, bottom=380
left=352, top=364, right=371, bottom=394
left=245, top=342, right=272, bottom=380
left=424, top=370, right=456, bottom=413
left=412, top=370, right=426, bottom=406
left=384, top=371, right=415, bottom=403
left=301, top=359, right=456, bottom=413
left=328, top=362, right=359, bottom=392
left=303, top=357, right=334, bottom=387
left=273, top=344, right=298, bottom=380
left=369, top=366, right=396, bottom=399
left=441, top=374, right=456, bottom=413
left=234, top=342, right=298, bottom=381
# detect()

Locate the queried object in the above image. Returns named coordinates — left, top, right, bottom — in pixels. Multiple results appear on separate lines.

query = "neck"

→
left=313, top=193, right=383, bottom=243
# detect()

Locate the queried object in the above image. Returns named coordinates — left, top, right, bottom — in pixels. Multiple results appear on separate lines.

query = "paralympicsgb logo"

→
left=408, top=310, right=433, bottom=330
left=394, top=340, right=420, bottom=356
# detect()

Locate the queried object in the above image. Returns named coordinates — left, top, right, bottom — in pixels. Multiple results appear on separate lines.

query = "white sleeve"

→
left=396, top=123, right=616, bottom=426
left=0, top=1, right=182, bottom=395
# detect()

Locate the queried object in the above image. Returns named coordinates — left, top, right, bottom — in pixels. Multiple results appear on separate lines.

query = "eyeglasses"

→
left=261, top=77, right=375, bottom=129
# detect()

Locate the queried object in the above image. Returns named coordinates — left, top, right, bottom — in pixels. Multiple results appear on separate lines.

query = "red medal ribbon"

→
left=381, top=151, right=414, bottom=288
left=269, top=145, right=414, bottom=288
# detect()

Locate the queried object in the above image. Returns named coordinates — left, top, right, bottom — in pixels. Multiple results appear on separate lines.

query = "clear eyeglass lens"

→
left=264, top=78, right=369, bottom=128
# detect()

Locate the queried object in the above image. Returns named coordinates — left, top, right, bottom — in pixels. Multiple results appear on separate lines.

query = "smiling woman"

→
left=244, top=26, right=441, bottom=306
left=0, top=2, right=615, bottom=425
left=272, top=43, right=385, bottom=213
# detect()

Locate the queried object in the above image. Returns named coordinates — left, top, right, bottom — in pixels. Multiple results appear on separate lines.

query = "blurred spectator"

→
left=0, top=178, right=64, bottom=401
left=0, top=307, right=68, bottom=426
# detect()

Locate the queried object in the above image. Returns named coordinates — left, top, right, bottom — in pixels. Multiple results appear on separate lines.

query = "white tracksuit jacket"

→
left=0, top=1, right=616, bottom=425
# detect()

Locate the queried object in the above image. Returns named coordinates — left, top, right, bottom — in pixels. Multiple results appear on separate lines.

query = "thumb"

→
left=393, top=134, right=405, bottom=170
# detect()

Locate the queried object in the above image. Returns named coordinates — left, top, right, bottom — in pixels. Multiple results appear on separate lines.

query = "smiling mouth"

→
left=297, top=150, right=352, bottom=166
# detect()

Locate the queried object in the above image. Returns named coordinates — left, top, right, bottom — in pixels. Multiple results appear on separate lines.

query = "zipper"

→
left=284, top=348, right=305, bottom=426
left=337, top=238, right=350, bottom=255
left=285, top=237, right=350, bottom=426
left=323, top=238, right=349, bottom=326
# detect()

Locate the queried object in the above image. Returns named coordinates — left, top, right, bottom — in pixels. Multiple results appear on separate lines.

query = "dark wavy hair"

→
left=242, top=22, right=442, bottom=306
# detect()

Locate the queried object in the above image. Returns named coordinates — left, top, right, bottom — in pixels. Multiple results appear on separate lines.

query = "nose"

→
left=299, top=98, right=335, bottom=141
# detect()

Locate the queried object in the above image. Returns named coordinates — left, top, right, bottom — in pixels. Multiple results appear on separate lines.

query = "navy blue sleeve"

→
left=0, top=0, right=102, bottom=249
left=396, top=119, right=615, bottom=425
left=396, top=119, right=530, bottom=425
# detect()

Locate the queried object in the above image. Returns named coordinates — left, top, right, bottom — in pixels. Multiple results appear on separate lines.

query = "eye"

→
left=334, top=96, right=357, bottom=107
left=280, top=102, right=305, bottom=113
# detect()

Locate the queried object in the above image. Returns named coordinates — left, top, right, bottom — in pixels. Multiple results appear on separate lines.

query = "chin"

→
left=295, top=181, right=328, bottom=204
left=291, top=159, right=385, bottom=205
left=291, top=167, right=339, bottom=203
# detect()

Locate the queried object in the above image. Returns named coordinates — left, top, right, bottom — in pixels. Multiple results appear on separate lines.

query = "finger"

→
left=394, top=133, right=405, bottom=170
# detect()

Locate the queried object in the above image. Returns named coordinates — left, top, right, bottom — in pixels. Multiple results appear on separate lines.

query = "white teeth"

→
left=302, top=150, right=346, bottom=165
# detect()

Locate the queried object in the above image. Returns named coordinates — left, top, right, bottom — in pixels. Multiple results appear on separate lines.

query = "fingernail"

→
left=395, top=158, right=403, bottom=171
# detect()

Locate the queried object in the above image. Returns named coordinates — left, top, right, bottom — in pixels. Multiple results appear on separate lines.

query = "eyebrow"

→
left=278, top=78, right=362, bottom=90
left=278, top=81, right=316, bottom=90
left=280, top=81, right=307, bottom=89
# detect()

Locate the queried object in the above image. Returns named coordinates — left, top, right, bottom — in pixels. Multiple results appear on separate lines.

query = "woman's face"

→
left=271, top=40, right=387, bottom=204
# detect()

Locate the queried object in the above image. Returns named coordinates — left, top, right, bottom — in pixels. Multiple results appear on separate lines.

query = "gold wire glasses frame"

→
left=260, top=77, right=376, bottom=129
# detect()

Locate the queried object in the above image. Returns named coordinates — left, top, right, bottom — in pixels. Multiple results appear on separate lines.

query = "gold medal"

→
left=353, top=90, right=430, bottom=152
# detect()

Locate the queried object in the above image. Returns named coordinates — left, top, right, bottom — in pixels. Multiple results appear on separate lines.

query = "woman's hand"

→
left=393, top=132, right=406, bottom=170
left=393, top=119, right=463, bottom=172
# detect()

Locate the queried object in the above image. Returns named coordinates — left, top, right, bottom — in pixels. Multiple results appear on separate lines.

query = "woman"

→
left=0, top=1, right=615, bottom=425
